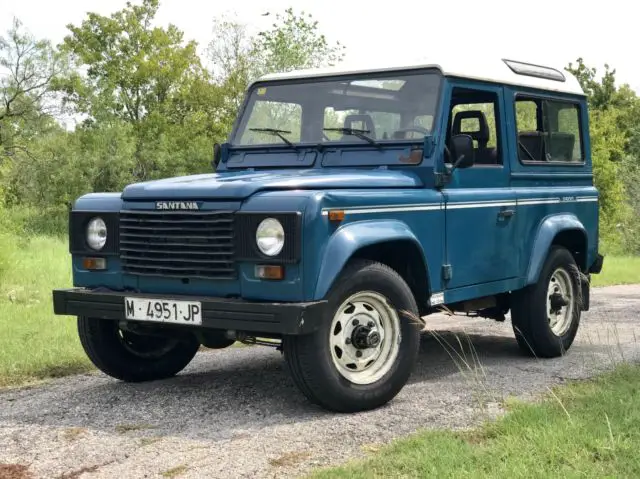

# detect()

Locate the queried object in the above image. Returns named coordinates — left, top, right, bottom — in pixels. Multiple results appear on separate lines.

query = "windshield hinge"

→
left=422, top=136, right=436, bottom=158
left=434, top=172, right=448, bottom=189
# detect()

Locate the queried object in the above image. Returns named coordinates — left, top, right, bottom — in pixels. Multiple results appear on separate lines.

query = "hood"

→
left=121, top=169, right=423, bottom=200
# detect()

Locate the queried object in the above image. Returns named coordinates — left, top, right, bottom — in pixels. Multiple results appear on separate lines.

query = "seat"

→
left=342, top=114, right=376, bottom=141
left=548, top=132, right=576, bottom=161
left=451, top=110, right=498, bottom=165
left=518, top=131, right=545, bottom=162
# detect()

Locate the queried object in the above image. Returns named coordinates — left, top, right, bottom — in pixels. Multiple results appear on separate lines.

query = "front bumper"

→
left=52, top=288, right=327, bottom=335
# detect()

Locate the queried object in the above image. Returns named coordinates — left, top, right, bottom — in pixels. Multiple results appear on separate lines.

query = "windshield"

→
left=232, top=70, right=441, bottom=147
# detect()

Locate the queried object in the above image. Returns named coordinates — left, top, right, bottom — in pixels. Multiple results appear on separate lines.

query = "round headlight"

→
left=256, top=218, right=285, bottom=256
left=86, top=217, right=107, bottom=251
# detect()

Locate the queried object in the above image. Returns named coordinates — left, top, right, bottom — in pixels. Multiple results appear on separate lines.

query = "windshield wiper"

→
left=323, top=127, right=379, bottom=147
left=249, top=128, right=294, bottom=147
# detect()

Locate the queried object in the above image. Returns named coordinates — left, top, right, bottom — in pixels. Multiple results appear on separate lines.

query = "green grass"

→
left=310, top=364, right=640, bottom=479
left=590, top=255, right=640, bottom=286
left=0, top=233, right=92, bottom=387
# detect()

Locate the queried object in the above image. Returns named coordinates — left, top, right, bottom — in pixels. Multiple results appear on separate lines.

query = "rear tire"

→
left=78, top=317, right=200, bottom=382
left=511, top=246, right=582, bottom=358
left=283, top=260, right=421, bottom=413
left=198, top=330, right=236, bottom=349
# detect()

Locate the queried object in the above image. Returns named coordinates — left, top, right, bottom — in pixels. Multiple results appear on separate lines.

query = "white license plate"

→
left=124, top=297, right=202, bottom=325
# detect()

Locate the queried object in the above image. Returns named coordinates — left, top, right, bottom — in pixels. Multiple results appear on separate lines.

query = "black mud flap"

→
left=588, top=254, right=604, bottom=274
left=580, top=274, right=590, bottom=312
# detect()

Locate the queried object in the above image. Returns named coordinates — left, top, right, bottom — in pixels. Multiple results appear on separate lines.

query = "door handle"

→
left=498, top=208, right=515, bottom=218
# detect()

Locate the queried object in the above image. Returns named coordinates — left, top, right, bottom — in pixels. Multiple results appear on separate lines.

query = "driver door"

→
left=442, top=82, right=519, bottom=290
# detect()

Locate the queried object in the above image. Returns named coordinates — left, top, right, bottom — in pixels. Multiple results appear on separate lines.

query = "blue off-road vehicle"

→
left=53, top=57, right=603, bottom=412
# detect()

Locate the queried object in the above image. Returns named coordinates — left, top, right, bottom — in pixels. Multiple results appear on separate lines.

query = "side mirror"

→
left=450, top=134, right=474, bottom=170
left=212, top=143, right=222, bottom=170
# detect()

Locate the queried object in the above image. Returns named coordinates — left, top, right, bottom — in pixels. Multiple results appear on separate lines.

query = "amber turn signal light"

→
left=328, top=210, right=345, bottom=222
left=255, top=265, right=284, bottom=280
left=83, top=257, right=107, bottom=270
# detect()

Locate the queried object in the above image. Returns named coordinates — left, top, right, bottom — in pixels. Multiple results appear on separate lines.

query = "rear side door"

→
left=508, top=91, right=597, bottom=279
left=441, top=81, right=519, bottom=289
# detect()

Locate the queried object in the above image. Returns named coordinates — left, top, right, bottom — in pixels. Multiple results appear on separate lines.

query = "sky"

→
left=1, top=0, right=638, bottom=93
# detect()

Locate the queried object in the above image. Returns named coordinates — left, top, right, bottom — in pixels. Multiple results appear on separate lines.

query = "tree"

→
left=0, top=18, right=67, bottom=154
left=567, top=59, right=640, bottom=254
left=207, top=8, right=345, bottom=133
left=253, top=8, right=345, bottom=75
left=59, top=0, right=202, bottom=123
left=207, top=15, right=257, bottom=132
left=566, top=58, right=618, bottom=112
left=57, top=0, right=225, bottom=180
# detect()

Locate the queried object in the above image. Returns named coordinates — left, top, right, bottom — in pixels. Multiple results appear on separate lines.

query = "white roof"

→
left=255, top=56, right=585, bottom=96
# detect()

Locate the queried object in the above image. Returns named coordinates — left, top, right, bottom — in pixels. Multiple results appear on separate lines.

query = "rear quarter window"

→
left=515, top=96, right=584, bottom=164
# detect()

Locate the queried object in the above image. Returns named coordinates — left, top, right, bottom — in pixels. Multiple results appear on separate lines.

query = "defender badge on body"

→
left=155, top=201, right=200, bottom=210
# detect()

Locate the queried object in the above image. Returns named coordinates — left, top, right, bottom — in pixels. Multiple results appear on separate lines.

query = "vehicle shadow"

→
left=408, top=329, right=522, bottom=385
left=1, top=328, right=529, bottom=441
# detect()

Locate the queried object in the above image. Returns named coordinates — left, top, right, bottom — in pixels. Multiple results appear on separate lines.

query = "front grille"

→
left=119, top=210, right=236, bottom=280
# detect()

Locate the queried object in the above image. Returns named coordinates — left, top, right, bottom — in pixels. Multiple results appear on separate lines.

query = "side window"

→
left=515, top=100, right=538, bottom=131
left=448, top=88, right=502, bottom=166
left=240, top=100, right=302, bottom=144
left=515, top=97, right=583, bottom=163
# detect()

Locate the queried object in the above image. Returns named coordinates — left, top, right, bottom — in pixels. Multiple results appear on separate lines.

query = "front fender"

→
left=313, top=219, right=426, bottom=300
left=525, top=214, right=586, bottom=285
left=74, top=192, right=123, bottom=212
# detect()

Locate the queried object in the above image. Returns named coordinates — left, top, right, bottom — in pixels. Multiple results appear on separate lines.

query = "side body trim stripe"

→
left=321, top=197, right=598, bottom=216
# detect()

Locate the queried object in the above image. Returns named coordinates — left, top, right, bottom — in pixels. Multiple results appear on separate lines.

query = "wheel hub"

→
left=351, top=325, right=381, bottom=349
left=546, top=268, right=575, bottom=336
left=329, top=291, right=401, bottom=385
left=549, top=290, right=569, bottom=313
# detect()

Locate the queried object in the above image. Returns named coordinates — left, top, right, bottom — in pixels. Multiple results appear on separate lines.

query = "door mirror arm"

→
left=212, top=143, right=223, bottom=170
left=435, top=134, right=475, bottom=188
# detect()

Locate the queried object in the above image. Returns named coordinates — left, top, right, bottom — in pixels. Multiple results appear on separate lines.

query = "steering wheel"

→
left=392, top=126, right=430, bottom=139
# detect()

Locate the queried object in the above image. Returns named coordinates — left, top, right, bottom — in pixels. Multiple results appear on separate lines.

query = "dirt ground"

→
left=1, top=284, right=638, bottom=479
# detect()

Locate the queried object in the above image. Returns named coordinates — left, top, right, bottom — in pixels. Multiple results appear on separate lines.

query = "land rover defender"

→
left=52, top=58, right=603, bottom=412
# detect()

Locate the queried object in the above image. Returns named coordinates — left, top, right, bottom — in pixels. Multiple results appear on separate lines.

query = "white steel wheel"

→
left=547, top=268, right=575, bottom=336
left=282, top=260, right=421, bottom=412
left=329, top=291, right=401, bottom=385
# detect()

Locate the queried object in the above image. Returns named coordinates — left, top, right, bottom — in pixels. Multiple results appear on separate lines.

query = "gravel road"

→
left=1, top=285, right=639, bottom=479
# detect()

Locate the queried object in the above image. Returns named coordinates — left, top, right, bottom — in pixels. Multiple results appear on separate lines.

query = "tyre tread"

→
left=284, top=259, right=420, bottom=412
left=77, top=317, right=199, bottom=382
left=511, top=246, right=581, bottom=358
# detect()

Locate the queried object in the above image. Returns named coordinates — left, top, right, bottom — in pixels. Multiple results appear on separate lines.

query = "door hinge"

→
left=442, top=264, right=452, bottom=281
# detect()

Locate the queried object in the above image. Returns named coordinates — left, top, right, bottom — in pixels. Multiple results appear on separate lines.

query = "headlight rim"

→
left=255, top=217, right=285, bottom=257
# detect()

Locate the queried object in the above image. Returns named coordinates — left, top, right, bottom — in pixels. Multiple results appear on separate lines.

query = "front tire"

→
left=78, top=317, right=200, bottom=382
left=283, top=260, right=421, bottom=413
left=511, top=246, right=582, bottom=358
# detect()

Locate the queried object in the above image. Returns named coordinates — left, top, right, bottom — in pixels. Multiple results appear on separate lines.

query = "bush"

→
left=620, top=153, right=640, bottom=255
left=0, top=206, right=68, bottom=238
left=0, top=233, right=15, bottom=280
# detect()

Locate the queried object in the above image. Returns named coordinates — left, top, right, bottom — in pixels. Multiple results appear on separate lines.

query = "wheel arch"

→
left=525, top=214, right=588, bottom=286
left=313, top=220, right=431, bottom=314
